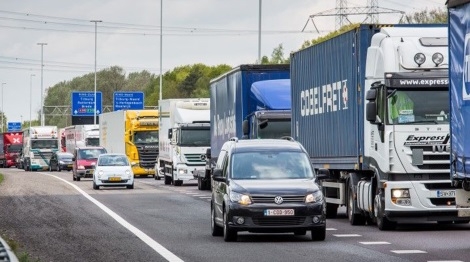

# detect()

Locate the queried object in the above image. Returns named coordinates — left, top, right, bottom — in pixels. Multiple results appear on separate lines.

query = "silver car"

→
left=92, top=153, right=134, bottom=190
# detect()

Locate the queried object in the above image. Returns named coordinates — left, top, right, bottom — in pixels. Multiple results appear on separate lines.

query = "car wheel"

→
left=93, top=181, right=99, bottom=190
left=57, top=165, right=61, bottom=172
left=311, top=227, right=326, bottom=241
left=73, top=174, right=76, bottom=181
left=127, top=183, right=134, bottom=189
left=211, top=204, right=223, bottom=236
left=76, top=177, right=81, bottom=182
left=174, top=180, right=183, bottom=186
left=49, top=165, right=52, bottom=172
left=223, top=210, right=237, bottom=242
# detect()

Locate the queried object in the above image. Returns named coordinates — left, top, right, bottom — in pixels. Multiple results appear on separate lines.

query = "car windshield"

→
left=58, top=153, right=73, bottom=160
left=230, top=151, right=314, bottom=180
left=98, top=155, right=129, bottom=166
left=78, top=148, right=106, bottom=160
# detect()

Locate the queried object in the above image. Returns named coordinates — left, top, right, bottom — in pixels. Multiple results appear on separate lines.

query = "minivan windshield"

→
left=230, top=151, right=314, bottom=180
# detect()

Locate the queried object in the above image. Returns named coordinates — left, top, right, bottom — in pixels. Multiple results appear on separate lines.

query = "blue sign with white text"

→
left=7, top=122, right=21, bottom=132
left=113, top=91, right=144, bottom=111
left=71, top=92, right=102, bottom=116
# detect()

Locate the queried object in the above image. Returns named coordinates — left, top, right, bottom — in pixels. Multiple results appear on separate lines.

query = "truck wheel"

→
left=174, top=180, right=183, bottom=186
left=198, top=176, right=203, bottom=190
left=347, top=184, right=366, bottom=225
left=164, top=175, right=171, bottom=185
left=325, top=203, right=338, bottom=218
left=374, top=193, right=396, bottom=230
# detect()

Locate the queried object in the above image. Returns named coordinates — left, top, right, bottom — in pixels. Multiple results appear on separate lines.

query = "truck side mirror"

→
left=168, top=129, right=173, bottom=139
left=366, top=102, right=377, bottom=122
left=205, top=148, right=211, bottom=159
left=242, top=120, right=249, bottom=137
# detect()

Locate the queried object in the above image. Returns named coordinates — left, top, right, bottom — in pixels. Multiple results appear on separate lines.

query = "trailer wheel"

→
left=164, top=175, right=171, bottom=185
left=347, top=182, right=366, bottom=225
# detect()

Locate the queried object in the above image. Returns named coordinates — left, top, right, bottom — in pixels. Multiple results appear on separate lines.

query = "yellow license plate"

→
left=109, top=177, right=121, bottom=182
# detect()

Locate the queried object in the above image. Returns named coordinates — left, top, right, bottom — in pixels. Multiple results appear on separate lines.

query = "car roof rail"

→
left=280, top=136, right=295, bottom=142
left=229, top=137, right=239, bottom=142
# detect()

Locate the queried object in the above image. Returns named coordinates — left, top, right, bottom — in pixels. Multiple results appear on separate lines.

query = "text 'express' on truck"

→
left=99, top=110, right=159, bottom=177
left=0, top=131, right=23, bottom=168
left=291, top=24, right=461, bottom=230
left=201, top=64, right=291, bottom=190
left=157, top=98, right=210, bottom=187
left=448, top=0, right=470, bottom=218
left=22, top=126, right=59, bottom=171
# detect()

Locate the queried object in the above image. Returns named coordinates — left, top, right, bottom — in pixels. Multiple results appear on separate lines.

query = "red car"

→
left=72, top=146, right=107, bottom=181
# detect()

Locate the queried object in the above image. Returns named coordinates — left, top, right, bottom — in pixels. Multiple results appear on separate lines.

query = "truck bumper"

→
left=384, top=180, right=464, bottom=222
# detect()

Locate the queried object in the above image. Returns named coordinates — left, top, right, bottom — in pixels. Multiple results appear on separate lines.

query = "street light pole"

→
left=159, top=0, right=163, bottom=133
left=258, top=0, right=262, bottom=64
left=37, top=43, right=47, bottom=126
left=30, top=74, right=35, bottom=128
left=1, top=82, right=6, bottom=132
left=91, top=20, right=102, bottom=125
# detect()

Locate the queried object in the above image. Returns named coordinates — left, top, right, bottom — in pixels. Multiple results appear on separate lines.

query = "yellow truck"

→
left=99, top=110, right=159, bottom=177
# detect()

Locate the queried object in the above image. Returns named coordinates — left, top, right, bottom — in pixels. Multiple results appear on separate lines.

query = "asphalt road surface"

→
left=0, top=168, right=469, bottom=262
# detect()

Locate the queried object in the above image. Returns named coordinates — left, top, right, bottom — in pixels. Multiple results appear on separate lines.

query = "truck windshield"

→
left=86, top=138, right=100, bottom=146
left=257, top=120, right=291, bottom=139
left=134, top=131, right=159, bottom=144
left=179, top=128, right=210, bottom=147
left=7, top=144, right=22, bottom=153
left=31, top=139, right=58, bottom=149
left=387, top=89, right=449, bottom=124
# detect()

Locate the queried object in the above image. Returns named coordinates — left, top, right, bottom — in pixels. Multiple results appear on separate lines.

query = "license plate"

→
left=437, top=190, right=455, bottom=198
left=264, top=209, right=294, bottom=216
left=68, top=164, right=73, bottom=167
left=109, top=177, right=121, bottom=182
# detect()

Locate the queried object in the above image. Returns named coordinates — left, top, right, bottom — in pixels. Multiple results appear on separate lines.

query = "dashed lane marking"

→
left=333, top=234, right=362, bottom=237
left=359, top=241, right=391, bottom=245
left=326, top=228, right=337, bottom=231
left=391, top=250, right=427, bottom=254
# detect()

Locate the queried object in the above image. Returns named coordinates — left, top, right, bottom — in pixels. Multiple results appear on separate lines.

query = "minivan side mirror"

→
left=212, top=168, right=225, bottom=182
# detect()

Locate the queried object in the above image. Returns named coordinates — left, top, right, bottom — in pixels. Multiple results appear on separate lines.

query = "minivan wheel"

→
left=311, top=226, right=326, bottom=241
left=223, top=211, right=237, bottom=242
left=211, top=205, right=223, bottom=236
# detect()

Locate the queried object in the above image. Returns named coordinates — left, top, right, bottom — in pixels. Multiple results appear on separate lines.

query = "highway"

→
left=0, top=168, right=469, bottom=262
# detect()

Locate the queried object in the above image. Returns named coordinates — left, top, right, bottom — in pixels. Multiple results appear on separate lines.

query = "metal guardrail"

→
left=0, top=236, right=19, bottom=262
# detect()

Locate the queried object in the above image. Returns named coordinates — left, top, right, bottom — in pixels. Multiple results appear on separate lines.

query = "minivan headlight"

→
left=230, top=191, right=252, bottom=205
left=305, top=191, right=323, bottom=203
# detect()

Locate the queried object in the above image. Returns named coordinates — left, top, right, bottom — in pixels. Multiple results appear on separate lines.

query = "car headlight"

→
left=305, top=191, right=323, bottom=203
left=229, top=191, right=252, bottom=205
left=78, top=165, right=85, bottom=170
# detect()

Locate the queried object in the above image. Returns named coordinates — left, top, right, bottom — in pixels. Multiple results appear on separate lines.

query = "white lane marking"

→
left=333, top=234, right=362, bottom=237
left=428, top=261, right=463, bottom=262
left=360, top=241, right=390, bottom=245
left=326, top=228, right=337, bottom=231
left=198, top=196, right=211, bottom=199
left=44, top=173, right=184, bottom=262
left=391, top=250, right=427, bottom=254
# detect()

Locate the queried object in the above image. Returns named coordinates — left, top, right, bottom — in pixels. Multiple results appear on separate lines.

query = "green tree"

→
left=401, top=8, right=447, bottom=24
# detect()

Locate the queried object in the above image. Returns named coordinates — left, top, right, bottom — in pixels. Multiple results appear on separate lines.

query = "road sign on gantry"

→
left=71, top=92, right=102, bottom=116
left=7, top=122, right=21, bottom=132
left=113, top=91, right=144, bottom=111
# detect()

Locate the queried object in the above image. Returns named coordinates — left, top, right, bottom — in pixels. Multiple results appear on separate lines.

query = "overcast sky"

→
left=0, top=0, right=444, bottom=126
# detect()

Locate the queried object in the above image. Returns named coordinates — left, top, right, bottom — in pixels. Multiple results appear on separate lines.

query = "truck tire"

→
left=198, top=176, right=203, bottom=190
left=164, top=175, right=171, bottom=185
left=374, top=192, right=396, bottom=230
left=347, top=182, right=366, bottom=225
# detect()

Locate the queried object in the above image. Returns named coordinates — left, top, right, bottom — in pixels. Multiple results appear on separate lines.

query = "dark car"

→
left=49, top=152, right=74, bottom=171
left=210, top=137, right=326, bottom=242
left=72, top=146, right=107, bottom=181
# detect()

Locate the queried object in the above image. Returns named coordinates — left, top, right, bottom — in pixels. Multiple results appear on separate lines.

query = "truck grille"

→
left=137, top=145, right=159, bottom=168
left=252, top=216, right=306, bottom=226
left=408, top=146, right=450, bottom=170
left=184, top=153, right=205, bottom=166
left=251, top=195, right=305, bottom=204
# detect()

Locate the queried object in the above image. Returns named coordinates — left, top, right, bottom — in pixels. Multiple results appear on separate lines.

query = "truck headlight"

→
left=230, top=191, right=252, bottom=205
left=178, top=169, right=187, bottom=175
left=305, top=191, right=323, bottom=203
left=414, top=53, right=426, bottom=66
left=391, top=189, right=411, bottom=206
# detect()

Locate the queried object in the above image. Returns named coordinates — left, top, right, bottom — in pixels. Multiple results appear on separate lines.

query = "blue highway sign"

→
left=7, top=122, right=21, bottom=132
left=113, top=91, right=144, bottom=111
left=71, top=92, right=102, bottom=116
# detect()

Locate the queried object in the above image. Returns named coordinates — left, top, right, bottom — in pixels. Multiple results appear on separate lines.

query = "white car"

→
left=92, top=153, right=134, bottom=190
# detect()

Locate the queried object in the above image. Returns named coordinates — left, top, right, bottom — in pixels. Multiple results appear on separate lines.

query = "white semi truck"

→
left=291, top=24, right=462, bottom=230
left=158, top=98, right=210, bottom=186
left=22, top=126, right=60, bottom=171
left=64, top=125, right=100, bottom=154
